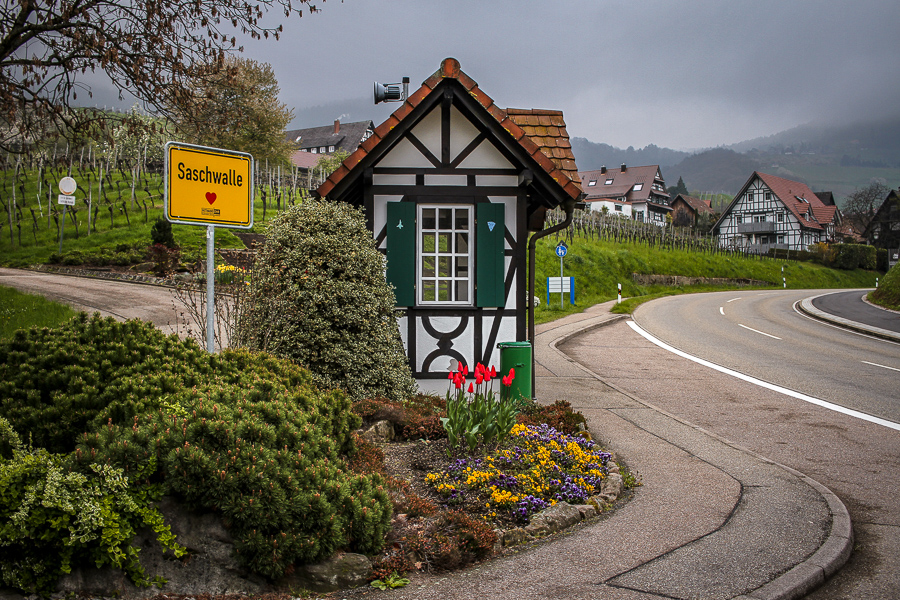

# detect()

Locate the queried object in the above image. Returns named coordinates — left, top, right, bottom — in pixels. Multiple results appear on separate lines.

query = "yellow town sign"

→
left=165, top=142, right=254, bottom=228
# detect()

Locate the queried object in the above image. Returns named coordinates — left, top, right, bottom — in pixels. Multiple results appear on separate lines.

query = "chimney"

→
left=600, top=165, right=606, bottom=174
left=621, top=163, right=627, bottom=171
left=334, top=119, right=340, bottom=134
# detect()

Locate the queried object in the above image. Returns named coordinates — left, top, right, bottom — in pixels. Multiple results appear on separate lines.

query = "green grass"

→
left=868, top=262, right=900, bottom=310
left=0, top=167, right=302, bottom=267
left=0, top=285, right=79, bottom=339
left=533, top=235, right=878, bottom=321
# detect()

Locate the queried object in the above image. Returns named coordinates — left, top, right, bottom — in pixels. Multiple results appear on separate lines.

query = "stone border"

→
left=798, top=293, right=900, bottom=343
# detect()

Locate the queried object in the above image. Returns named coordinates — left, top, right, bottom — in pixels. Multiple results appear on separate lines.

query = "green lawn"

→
left=533, top=235, right=878, bottom=321
left=0, top=285, right=79, bottom=339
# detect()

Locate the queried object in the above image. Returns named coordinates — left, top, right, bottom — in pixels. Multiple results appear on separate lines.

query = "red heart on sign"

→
left=205, top=192, right=217, bottom=205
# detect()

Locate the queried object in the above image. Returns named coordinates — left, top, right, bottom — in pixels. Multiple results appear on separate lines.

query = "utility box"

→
left=497, top=341, right=532, bottom=404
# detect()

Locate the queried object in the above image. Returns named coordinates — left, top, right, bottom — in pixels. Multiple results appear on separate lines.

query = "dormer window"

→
left=588, top=180, right=597, bottom=187
left=633, top=183, right=643, bottom=191
left=605, top=179, right=613, bottom=185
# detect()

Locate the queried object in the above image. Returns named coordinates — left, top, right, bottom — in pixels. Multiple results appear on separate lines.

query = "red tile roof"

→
left=756, top=172, right=836, bottom=231
left=290, top=150, right=322, bottom=169
left=317, top=58, right=581, bottom=201
left=674, top=194, right=716, bottom=214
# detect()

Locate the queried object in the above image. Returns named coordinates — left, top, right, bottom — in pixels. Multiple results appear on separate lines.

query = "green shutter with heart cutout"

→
left=386, top=201, right=416, bottom=307
left=476, top=202, right=506, bottom=307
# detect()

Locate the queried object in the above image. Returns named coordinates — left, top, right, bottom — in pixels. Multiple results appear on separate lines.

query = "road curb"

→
left=542, top=310, right=854, bottom=600
left=798, top=293, right=900, bottom=343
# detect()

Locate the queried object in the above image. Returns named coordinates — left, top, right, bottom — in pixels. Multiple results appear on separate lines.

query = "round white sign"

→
left=59, top=177, right=77, bottom=195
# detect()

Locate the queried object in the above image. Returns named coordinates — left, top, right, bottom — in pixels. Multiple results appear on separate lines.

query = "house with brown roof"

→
left=671, top=194, right=716, bottom=227
left=578, top=164, right=671, bottom=225
left=713, top=172, right=840, bottom=253
left=316, top=58, right=581, bottom=386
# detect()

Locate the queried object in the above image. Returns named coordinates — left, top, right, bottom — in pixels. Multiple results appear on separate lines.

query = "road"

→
left=633, top=289, right=900, bottom=422
left=0, top=267, right=183, bottom=335
left=562, top=289, right=900, bottom=599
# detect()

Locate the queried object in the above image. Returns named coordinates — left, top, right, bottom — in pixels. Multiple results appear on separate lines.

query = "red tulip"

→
left=455, top=379, right=462, bottom=390
left=448, top=371, right=453, bottom=380
left=508, top=368, right=515, bottom=380
left=475, top=373, right=483, bottom=385
left=462, top=364, right=469, bottom=376
left=501, top=375, right=510, bottom=386
left=475, top=363, right=485, bottom=376
left=468, top=383, right=474, bottom=393
left=490, top=365, right=497, bottom=378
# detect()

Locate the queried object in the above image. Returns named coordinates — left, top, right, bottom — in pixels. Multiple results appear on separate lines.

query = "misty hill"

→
left=570, top=138, right=690, bottom=171
left=664, top=148, right=763, bottom=195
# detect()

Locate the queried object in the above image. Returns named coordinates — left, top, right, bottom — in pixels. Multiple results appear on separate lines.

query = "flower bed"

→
left=425, top=423, right=612, bottom=526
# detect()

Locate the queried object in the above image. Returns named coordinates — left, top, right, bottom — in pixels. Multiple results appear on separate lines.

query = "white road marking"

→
left=862, top=361, right=900, bottom=373
left=719, top=307, right=725, bottom=315
left=727, top=297, right=741, bottom=303
left=738, top=324, right=781, bottom=340
left=628, top=320, right=900, bottom=432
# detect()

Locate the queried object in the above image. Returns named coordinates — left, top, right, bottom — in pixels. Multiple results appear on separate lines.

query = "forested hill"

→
left=571, top=138, right=690, bottom=170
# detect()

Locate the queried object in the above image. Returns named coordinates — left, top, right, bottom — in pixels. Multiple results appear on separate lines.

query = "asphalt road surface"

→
left=0, top=268, right=183, bottom=335
left=562, top=289, right=899, bottom=599
left=632, top=289, right=900, bottom=423
left=812, top=289, right=900, bottom=334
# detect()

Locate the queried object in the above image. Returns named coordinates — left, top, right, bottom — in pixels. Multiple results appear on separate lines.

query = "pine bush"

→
left=234, top=201, right=416, bottom=403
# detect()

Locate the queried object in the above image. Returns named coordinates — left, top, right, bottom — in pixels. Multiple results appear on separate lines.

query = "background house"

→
left=863, top=188, right=900, bottom=264
left=670, top=193, right=715, bottom=227
left=285, top=119, right=374, bottom=157
left=316, top=58, right=581, bottom=387
left=713, top=172, right=840, bottom=253
left=579, top=164, right=670, bottom=225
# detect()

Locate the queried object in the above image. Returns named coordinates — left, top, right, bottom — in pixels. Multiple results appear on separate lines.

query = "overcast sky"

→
left=235, top=0, right=897, bottom=150
left=81, top=0, right=897, bottom=151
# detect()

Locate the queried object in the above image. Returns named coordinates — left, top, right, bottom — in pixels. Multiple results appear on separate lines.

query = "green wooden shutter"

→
left=476, top=202, right=506, bottom=307
left=386, top=201, right=416, bottom=307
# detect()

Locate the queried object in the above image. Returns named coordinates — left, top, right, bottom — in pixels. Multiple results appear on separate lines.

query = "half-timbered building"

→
left=713, top=172, right=839, bottom=253
left=316, top=58, right=581, bottom=386
left=579, top=164, right=670, bottom=225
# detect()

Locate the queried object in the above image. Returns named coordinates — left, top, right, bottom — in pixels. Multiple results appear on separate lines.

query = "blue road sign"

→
left=555, top=243, right=568, bottom=258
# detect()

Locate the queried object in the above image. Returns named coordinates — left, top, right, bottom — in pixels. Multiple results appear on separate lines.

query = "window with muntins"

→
left=418, top=206, right=472, bottom=305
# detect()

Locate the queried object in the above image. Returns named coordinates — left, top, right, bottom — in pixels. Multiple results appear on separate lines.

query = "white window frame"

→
left=633, top=183, right=643, bottom=191
left=417, top=204, right=473, bottom=306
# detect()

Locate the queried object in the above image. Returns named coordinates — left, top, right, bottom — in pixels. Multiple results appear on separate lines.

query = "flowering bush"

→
left=441, top=363, right=519, bottom=454
left=427, top=423, right=612, bottom=523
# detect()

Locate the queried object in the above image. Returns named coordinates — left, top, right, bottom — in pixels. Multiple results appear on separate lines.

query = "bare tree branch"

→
left=0, top=0, right=318, bottom=152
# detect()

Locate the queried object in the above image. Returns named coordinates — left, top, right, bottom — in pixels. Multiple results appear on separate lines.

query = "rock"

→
left=601, top=473, right=623, bottom=501
left=501, top=527, right=531, bottom=547
left=283, top=553, right=372, bottom=593
left=361, top=419, right=395, bottom=443
left=57, top=496, right=266, bottom=600
left=574, top=504, right=597, bottom=519
left=525, top=502, right=582, bottom=537
left=607, top=463, right=621, bottom=475
left=130, top=262, right=155, bottom=273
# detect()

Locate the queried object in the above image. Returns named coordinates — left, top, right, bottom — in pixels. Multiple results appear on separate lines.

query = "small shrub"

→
left=352, top=395, right=447, bottom=441
left=0, top=446, right=184, bottom=595
left=146, top=243, right=180, bottom=276
left=234, top=201, right=415, bottom=403
left=150, top=216, right=177, bottom=249
left=516, top=399, right=587, bottom=434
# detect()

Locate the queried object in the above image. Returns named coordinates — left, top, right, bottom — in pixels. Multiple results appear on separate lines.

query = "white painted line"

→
left=738, top=324, right=782, bottom=340
left=628, top=320, right=900, bottom=432
left=719, top=307, right=725, bottom=316
left=862, top=361, right=900, bottom=373
left=727, top=297, right=742, bottom=303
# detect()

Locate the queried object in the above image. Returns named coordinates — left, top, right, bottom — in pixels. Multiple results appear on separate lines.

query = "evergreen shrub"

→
left=235, top=201, right=415, bottom=403
left=0, top=314, right=392, bottom=587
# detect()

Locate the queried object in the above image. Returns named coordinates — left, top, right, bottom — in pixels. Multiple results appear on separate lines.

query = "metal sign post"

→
left=57, top=177, right=77, bottom=253
left=555, top=242, right=568, bottom=309
left=164, top=141, right=254, bottom=353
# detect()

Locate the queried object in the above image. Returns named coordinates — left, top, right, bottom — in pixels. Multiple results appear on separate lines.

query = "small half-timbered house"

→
left=714, top=172, right=839, bottom=253
left=316, top=58, right=581, bottom=385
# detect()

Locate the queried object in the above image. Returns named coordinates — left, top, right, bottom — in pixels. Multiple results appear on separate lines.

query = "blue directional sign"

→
left=555, top=243, right=568, bottom=258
